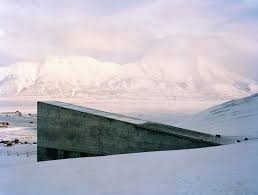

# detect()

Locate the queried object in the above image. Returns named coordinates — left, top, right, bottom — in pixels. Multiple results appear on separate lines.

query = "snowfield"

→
left=0, top=140, right=257, bottom=195
left=0, top=94, right=258, bottom=194
left=173, top=93, right=258, bottom=138
left=0, top=144, right=36, bottom=167
left=0, top=113, right=36, bottom=142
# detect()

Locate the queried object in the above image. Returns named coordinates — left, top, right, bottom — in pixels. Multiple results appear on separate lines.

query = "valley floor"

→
left=0, top=96, right=225, bottom=114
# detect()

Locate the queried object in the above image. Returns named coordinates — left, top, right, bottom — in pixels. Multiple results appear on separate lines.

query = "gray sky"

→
left=0, top=0, right=258, bottom=79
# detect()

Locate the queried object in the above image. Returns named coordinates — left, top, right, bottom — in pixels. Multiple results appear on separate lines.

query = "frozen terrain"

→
left=173, top=93, right=258, bottom=138
left=0, top=140, right=257, bottom=195
left=0, top=113, right=36, bottom=142
left=0, top=144, right=36, bottom=167
left=0, top=56, right=258, bottom=100
left=0, top=96, right=225, bottom=114
left=0, top=94, right=258, bottom=194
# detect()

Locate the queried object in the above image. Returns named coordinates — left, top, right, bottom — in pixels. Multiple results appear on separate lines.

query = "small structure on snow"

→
left=1, top=110, right=22, bottom=116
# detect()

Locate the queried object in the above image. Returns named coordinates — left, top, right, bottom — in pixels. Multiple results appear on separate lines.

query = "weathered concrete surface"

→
left=37, top=101, right=232, bottom=161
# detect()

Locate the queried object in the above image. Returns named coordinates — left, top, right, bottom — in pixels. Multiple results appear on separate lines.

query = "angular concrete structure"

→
left=37, top=101, right=232, bottom=161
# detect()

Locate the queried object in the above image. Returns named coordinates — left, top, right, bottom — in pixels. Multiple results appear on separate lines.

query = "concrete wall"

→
left=37, top=101, right=223, bottom=161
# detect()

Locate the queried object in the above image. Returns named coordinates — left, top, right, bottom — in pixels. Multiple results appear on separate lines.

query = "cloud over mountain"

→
left=0, top=56, right=257, bottom=100
left=0, top=0, right=257, bottom=98
left=0, top=0, right=258, bottom=78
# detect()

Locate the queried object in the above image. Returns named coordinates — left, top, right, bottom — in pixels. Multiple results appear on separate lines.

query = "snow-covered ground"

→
left=123, top=93, right=258, bottom=140
left=0, top=96, right=225, bottom=114
left=0, top=140, right=257, bottom=195
left=0, top=144, right=36, bottom=167
left=0, top=94, right=258, bottom=194
left=0, top=127, right=36, bottom=142
left=172, top=93, right=258, bottom=139
left=0, top=113, right=37, bottom=142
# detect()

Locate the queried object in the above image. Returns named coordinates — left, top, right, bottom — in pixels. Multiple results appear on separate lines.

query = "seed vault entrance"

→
left=37, top=101, right=232, bottom=161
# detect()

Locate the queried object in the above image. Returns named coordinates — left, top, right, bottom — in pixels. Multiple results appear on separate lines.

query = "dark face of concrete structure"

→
left=37, top=101, right=230, bottom=161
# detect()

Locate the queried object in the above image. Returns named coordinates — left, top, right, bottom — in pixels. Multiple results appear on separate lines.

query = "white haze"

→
left=0, top=0, right=258, bottom=78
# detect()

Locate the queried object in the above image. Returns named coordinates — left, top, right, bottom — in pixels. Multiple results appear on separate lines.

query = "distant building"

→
left=0, top=122, right=9, bottom=128
left=1, top=111, right=22, bottom=116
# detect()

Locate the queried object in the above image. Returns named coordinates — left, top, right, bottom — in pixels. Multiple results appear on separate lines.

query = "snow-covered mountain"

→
left=175, top=93, right=258, bottom=138
left=0, top=56, right=258, bottom=100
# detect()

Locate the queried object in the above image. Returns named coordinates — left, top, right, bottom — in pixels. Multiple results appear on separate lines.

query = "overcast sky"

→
left=0, top=0, right=258, bottom=79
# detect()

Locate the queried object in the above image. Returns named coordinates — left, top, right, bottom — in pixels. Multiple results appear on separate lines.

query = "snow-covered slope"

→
left=175, top=93, right=258, bottom=138
left=0, top=56, right=258, bottom=99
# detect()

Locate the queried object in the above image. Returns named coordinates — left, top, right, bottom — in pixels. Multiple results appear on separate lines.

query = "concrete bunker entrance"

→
left=37, top=101, right=233, bottom=162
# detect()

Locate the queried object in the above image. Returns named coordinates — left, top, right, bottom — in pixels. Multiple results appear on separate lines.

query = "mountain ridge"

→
left=0, top=56, right=257, bottom=100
